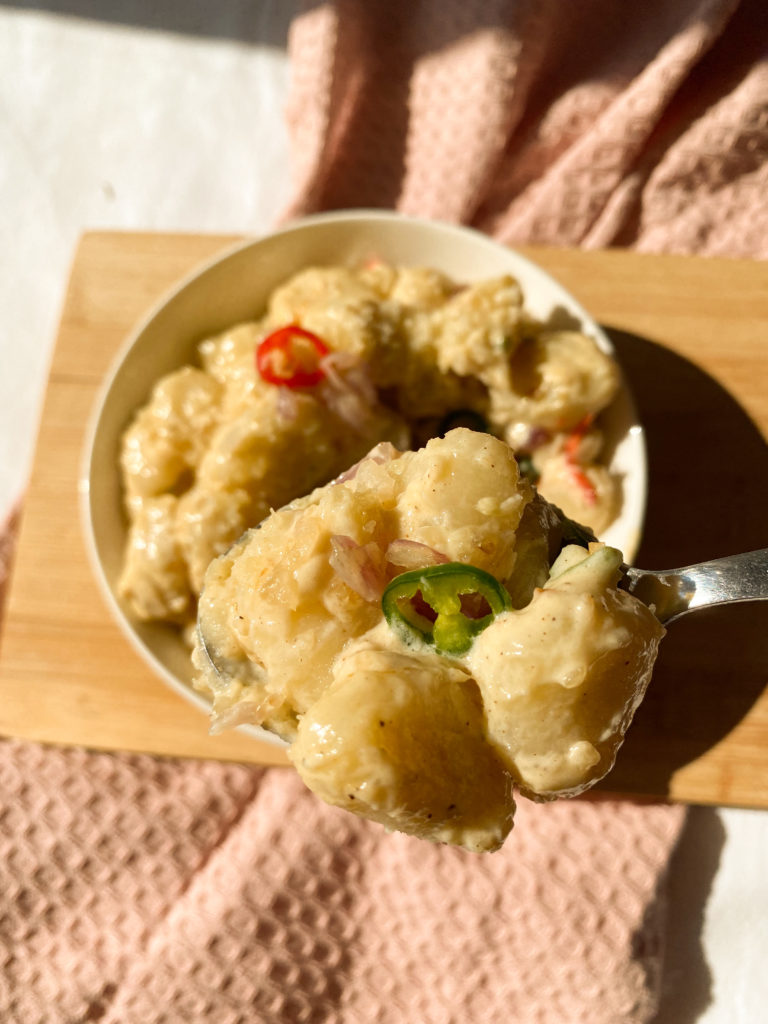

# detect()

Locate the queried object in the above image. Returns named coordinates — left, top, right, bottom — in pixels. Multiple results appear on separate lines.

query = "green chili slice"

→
left=382, top=562, right=512, bottom=655
left=515, top=453, right=540, bottom=484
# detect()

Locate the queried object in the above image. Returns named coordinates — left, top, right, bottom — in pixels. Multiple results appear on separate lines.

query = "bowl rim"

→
left=80, top=208, right=648, bottom=742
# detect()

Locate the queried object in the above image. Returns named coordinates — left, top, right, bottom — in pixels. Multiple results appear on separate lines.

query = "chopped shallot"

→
left=329, top=535, right=388, bottom=602
left=527, top=427, right=551, bottom=450
left=209, top=696, right=274, bottom=735
left=328, top=534, right=451, bottom=601
left=275, top=385, right=300, bottom=423
left=332, top=441, right=400, bottom=484
left=385, top=539, right=449, bottom=571
left=318, top=351, right=390, bottom=435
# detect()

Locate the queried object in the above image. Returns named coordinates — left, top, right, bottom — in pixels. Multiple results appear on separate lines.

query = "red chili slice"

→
left=255, top=326, right=330, bottom=388
left=564, top=414, right=597, bottom=505
left=568, top=464, right=598, bottom=506
left=563, top=414, right=594, bottom=459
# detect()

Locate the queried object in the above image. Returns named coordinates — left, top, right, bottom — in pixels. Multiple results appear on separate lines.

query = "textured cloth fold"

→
left=284, top=0, right=768, bottom=257
left=1, top=740, right=684, bottom=1024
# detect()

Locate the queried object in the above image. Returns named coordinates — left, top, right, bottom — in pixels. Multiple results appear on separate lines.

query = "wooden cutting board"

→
left=1, top=232, right=767, bottom=805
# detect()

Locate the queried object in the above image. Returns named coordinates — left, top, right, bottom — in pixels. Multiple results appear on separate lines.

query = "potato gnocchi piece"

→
left=291, top=625, right=515, bottom=854
left=467, top=544, right=664, bottom=798
left=195, top=430, right=530, bottom=739
left=432, top=275, right=524, bottom=392
left=120, top=367, right=223, bottom=501
left=120, top=495, right=191, bottom=622
left=195, top=430, right=663, bottom=852
left=492, top=329, right=620, bottom=434
left=264, top=266, right=406, bottom=389
left=535, top=454, right=620, bottom=537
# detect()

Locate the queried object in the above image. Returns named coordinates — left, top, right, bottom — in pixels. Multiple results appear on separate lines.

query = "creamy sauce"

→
left=118, top=264, right=621, bottom=631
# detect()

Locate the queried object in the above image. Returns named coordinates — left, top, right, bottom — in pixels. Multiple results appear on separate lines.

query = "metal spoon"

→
left=196, top=527, right=263, bottom=687
left=198, top=544, right=768, bottom=690
left=621, top=548, right=768, bottom=624
left=554, top=504, right=768, bottom=624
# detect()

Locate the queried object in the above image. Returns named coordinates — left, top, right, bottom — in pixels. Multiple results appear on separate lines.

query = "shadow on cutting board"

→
left=598, top=327, right=768, bottom=796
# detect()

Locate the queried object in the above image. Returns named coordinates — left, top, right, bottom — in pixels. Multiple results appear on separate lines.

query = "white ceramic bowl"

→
left=82, top=210, right=647, bottom=737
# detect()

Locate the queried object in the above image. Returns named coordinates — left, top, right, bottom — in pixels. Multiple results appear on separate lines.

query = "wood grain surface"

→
left=1, top=232, right=767, bottom=805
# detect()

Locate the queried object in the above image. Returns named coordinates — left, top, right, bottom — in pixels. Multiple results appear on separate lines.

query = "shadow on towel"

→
left=650, top=807, right=726, bottom=1023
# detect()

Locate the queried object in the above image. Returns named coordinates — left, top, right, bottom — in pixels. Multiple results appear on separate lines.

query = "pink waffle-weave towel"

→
left=1, top=736, right=683, bottom=1024
left=284, top=0, right=768, bottom=258
left=5, top=0, right=768, bottom=1020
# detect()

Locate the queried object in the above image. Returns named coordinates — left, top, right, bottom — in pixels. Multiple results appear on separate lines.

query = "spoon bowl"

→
left=623, top=548, right=768, bottom=623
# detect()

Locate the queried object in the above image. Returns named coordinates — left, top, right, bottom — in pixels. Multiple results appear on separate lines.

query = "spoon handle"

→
left=624, top=548, right=768, bottom=623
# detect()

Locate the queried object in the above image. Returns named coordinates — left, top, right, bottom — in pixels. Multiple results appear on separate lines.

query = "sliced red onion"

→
left=209, top=696, right=273, bottom=735
left=318, top=352, right=381, bottom=430
left=321, top=348, right=359, bottom=376
left=275, top=384, right=300, bottom=422
left=527, top=427, right=551, bottom=450
left=332, top=441, right=400, bottom=484
left=386, top=539, right=449, bottom=571
left=329, top=534, right=387, bottom=602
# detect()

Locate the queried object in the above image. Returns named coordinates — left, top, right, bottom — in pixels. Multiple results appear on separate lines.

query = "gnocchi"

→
left=118, top=264, right=622, bottom=632
left=194, top=430, right=663, bottom=852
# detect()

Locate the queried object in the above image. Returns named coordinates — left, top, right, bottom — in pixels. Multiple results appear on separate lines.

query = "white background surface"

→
left=1, top=6, right=766, bottom=1022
